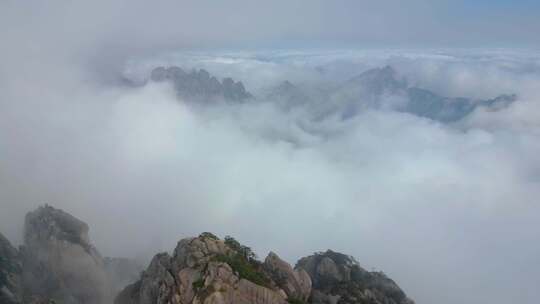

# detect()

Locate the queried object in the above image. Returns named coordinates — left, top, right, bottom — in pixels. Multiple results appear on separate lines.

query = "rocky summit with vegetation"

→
left=115, top=233, right=414, bottom=304
left=0, top=205, right=414, bottom=304
left=296, top=251, right=414, bottom=304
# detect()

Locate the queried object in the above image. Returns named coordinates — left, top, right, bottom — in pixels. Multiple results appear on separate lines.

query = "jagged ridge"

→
left=150, top=66, right=253, bottom=102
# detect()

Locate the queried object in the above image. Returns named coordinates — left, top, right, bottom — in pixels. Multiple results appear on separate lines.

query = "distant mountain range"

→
left=137, top=65, right=515, bottom=124
left=268, top=66, right=516, bottom=123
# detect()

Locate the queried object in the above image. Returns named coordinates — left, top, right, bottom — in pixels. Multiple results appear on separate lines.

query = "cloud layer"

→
left=2, top=2, right=540, bottom=304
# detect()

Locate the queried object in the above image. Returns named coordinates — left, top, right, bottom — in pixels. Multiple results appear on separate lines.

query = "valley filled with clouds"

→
left=3, top=48, right=540, bottom=304
left=2, top=1, right=540, bottom=304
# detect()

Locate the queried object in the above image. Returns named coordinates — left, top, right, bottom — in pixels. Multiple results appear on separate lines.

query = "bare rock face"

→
left=296, top=250, right=414, bottom=304
left=21, top=205, right=110, bottom=304
left=116, top=233, right=288, bottom=304
left=264, top=252, right=311, bottom=301
left=0, top=233, right=23, bottom=304
left=150, top=66, right=253, bottom=103
left=115, top=252, right=175, bottom=304
left=196, top=262, right=287, bottom=304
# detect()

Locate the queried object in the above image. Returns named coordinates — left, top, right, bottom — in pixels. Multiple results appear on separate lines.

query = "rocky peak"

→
left=264, top=252, right=312, bottom=301
left=18, top=205, right=142, bottom=304
left=296, top=250, right=414, bottom=304
left=295, top=250, right=360, bottom=288
left=116, top=233, right=293, bottom=304
left=150, top=66, right=253, bottom=102
left=21, top=205, right=109, bottom=303
left=346, top=66, right=407, bottom=95
left=171, top=233, right=233, bottom=270
left=117, top=234, right=415, bottom=304
left=329, top=65, right=517, bottom=123
left=24, top=204, right=94, bottom=255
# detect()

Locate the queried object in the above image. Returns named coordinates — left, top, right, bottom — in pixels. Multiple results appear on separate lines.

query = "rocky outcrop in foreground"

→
left=150, top=66, right=253, bottom=103
left=2, top=206, right=414, bottom=304
left=115, top=233, right=299, bottom=304
left=117, top=233, right=413, bottom=304
left=296, top=250, right=413, bottom=304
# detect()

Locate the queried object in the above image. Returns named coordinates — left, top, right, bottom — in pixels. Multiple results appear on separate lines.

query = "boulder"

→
left=264, top=251, right=311, bottom=301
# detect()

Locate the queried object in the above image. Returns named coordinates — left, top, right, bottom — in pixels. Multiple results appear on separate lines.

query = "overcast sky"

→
left=1, top=2, right=540, bottom=304
left=2, top=0, right=540, bottom=53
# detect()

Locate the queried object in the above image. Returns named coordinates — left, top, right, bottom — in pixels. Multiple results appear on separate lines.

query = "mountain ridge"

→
left=150, top=66, right=253, bottom=103
left=264, top=65, right=516, bottom=122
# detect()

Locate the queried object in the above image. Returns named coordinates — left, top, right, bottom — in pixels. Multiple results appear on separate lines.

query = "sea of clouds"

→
left=3, top=1, right=540, bottom=303
left=2, top=46, right=540, bottom=304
